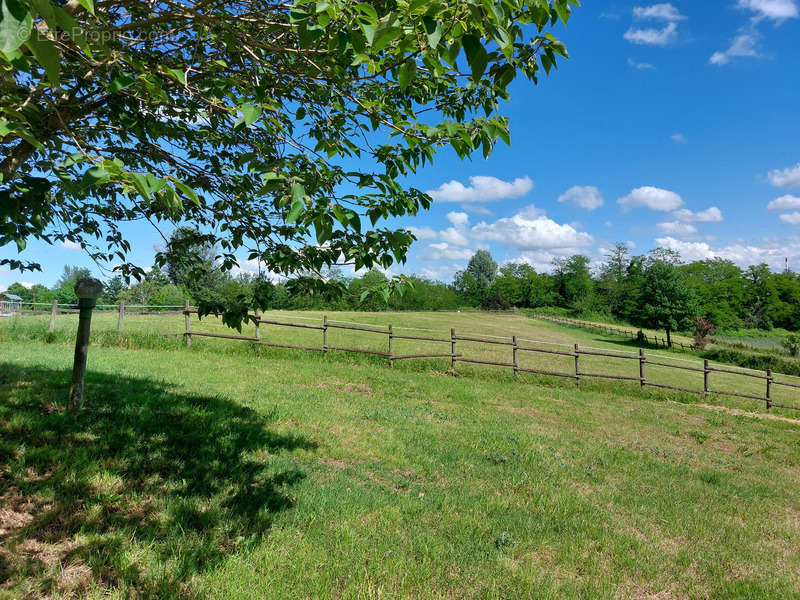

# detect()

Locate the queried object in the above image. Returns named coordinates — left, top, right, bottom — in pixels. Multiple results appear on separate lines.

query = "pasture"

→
left=1, top=311, right=800, bottom=598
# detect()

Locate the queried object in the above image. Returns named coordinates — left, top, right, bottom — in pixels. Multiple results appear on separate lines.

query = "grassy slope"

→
left=5, top=310, right=799, bottom=415
left=1, top=337, right=799, bottom=599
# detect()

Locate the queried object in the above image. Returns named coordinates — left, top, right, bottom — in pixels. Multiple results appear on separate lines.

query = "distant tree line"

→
left=7, top=232, right=800, bottom=342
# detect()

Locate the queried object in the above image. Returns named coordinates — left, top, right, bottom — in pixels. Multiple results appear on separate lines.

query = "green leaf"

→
left=422, top=16, right=442, bottom=48
left=554, top=0, right=571, bottom=24
left=0, top=0, right=32, bottom=55
left=461, top=34, right=489, bottom=81
left=173, top=179, right=200, bottom=206
left=286, top=183, right=306, bottom=223
left=25, top=33, right=59, bottom=85
left=166, top=68, right=186, bottom=85
left=398, top=59, right=416, bottom=91
left=235, top=103, right=261, bottom=130
left=74, top=0, right=94, bottom=15
left=80, top=166, right=110, bottom=188
left=109, top=73, right=135, bottom=93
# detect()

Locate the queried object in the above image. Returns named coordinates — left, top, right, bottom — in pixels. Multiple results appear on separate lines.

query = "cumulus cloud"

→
left=557, top=186, right=605, bottom=211
left=421, top=242, right=475, bottom=261
left=738, top=0, right=798, bottom=20
left=710, top=30, right=760, bottom=65
left=628, top=57, right=656, bottom=70
left=656, top=221, right=698, bottom=236
left=768, top=194, right=800, bottom=210
left=624, top=22, right=679, bottom=45
left=61, top=240, right=82, bottom=250
left=670, top=133, right=688, bottom=143
left=446, top=212, right=469, bottom=227
left=408, top=226, right=438, bottom=240
left=440, top=227, right=470, bottom=246
left=779, top=212, right=800, bottom=225
left=426, top=175, right=533, bottom=204
left=633, top=3, right=686, bottom=21
left=672, top=206, right=724, bottom=222
left=471, top=205, right=593, bottom=251
left=618, top=186, right=684, bottom=211
left=655, top=236, right=798, bottom=268
left=768, top=163, right=800, bottom=188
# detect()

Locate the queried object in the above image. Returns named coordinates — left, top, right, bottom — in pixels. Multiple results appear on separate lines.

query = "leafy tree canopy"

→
left=1, top=0, right=577, bottom=327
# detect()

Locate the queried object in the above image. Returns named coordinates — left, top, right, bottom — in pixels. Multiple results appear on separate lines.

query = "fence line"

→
left=534, top=314, right=695, bottom=350
left=176, top=307, right=798, bottom=414
left=8, top=301, right=798, bottom=414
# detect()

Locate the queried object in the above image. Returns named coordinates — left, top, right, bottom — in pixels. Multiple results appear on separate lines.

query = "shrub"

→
left=692, top=317, right=716, bottom=350
left=781, top=333, right=800, bottom=357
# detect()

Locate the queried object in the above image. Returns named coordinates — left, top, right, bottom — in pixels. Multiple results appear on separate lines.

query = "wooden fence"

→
left=17, top=301, right=185, bottom=332
left=534, top=314, right=694, bottom=350
left=176, top=307, right=799, bottom=414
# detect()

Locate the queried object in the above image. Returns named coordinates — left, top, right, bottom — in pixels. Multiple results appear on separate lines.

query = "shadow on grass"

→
left=0, top=364, right=315, bottom=599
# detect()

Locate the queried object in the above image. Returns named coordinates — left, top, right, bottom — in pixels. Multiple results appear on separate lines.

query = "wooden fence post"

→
left=184, top=299, right=191, bottom=348
left=512, top=335, right=518, bottom=376
left=323, top=315, right=328, bottom=354
left=766, top=369, right=772, bottom=411
left=388, top=325, right=394, bottom=368
left=117, top=300, right=125, bottom=332
left=49, top=299, right=57, bottom=332
left=574, top=344, right=580, bottom=383
left=703, top=360, right=710, bottom=395
left=254, top=309, right=261, bottom=341
left=639, top=349, right=646, bottom=390
left=451, top=328, right=457, bottom=372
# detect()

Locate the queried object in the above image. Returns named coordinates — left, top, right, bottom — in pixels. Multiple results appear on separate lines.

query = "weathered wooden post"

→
left=68, top=278, right=104, bottom=410
left=450, top=328, right=457, bottom=372
left=512, top=335, right=518, bottom=377
left=766, top=369, right=772, bottom=411
left=254, top=309, right=261, bottom=341
left=639, top=348, right=646, bottom=390
left=703, top=360, right=710, bottom=396
left=49, top=299, right=58, bottom=332
left=117, top=300, right=125, bottom=332
left=323, top=315, right=328, bottom=354
left=184, top=299, right=192, bottom=347
left=388, top=324, right=394, bottom=369
left=574, top=344, right=580, bottom=383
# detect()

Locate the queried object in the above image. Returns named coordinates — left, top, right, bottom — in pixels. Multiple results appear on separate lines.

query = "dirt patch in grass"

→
left=310, top=378, right=374, bottom=396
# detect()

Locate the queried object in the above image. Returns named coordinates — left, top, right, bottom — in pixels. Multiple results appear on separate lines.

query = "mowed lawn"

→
left=1, top=328, right=800, bottom=598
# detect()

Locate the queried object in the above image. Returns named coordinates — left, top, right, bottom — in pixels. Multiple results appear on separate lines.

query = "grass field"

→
left=2, top=312, right=800, bottom=598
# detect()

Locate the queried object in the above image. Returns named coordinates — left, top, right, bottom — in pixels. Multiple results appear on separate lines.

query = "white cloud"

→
left=421, top=243, right=475, bottom=261
left=624, top=22, right=678, bottom=45
left=426, top=175, right=533, bottom=204
left=779, top=212, right=800, bottom=225
left=672, top=206, right=724, bottom=222
left=18, top=282, right=34, bottom=289
left=408, top=226, right=438, bottom=240
left=61, top=240, right=81, bottom=250
left=618, top=186, right=684, bottom=211
left=768, top=163, right=800, bottom=188
left=670, top=133, right=688, bottom=143
left=471, top=205, right=593, bottom=251
left=654, top=236, right=800, bottom=268
left=710, top=31, right=760, bottom=65
left=768, top=194, right=800, bottom=210
left=738, top=0, right=798, bottom=20
left=446, top=211, right=470, bottom=227
left=440, top=227, right=470, bottom=246
left=656, top=221, right=698, bottom=236
left=557, top=185, right=604, bottom=211
left=628, top=57, right=656, bottom=70
left=633, top=3, right=687, bottom=21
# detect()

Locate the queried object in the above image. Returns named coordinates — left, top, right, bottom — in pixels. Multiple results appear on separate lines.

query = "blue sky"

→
left=3, top=0, right=800, bottom=290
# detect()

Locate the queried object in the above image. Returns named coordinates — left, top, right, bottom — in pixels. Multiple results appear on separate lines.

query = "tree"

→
left=598, top=243, right=631, bottom=315
left=552, top=255, right=593, bottom=310
left=53, top=265, right=92, bottom=304
left=632, top=257, right=697, bottom=347
left=1, top=0, right=575, bottom=328
left=162, top=226, right=225, bottom=298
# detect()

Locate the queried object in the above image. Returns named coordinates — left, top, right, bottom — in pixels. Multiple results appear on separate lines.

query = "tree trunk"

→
left=666, top=328, right=672, bottom=348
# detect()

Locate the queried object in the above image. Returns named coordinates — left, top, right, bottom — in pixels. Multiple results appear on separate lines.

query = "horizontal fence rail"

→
left=6, top=301, right=799, bottom=415
left=534, top=314, right=694, bottom=350
left=170, top=306, right=799, bottom=415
